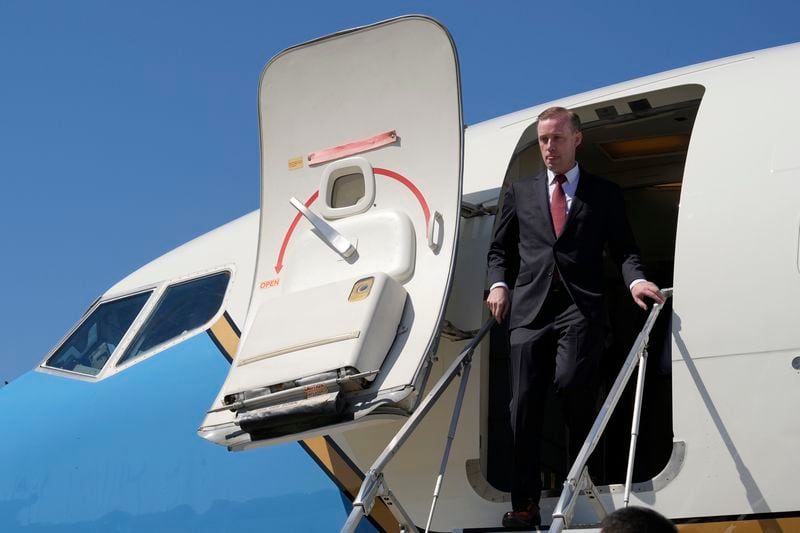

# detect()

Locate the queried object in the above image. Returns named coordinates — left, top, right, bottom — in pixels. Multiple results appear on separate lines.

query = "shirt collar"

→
left=547, top=163, right=580, bottom=185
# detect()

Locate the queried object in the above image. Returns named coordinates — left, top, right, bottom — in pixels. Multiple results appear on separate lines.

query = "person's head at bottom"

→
left=600, top=506, right=677, bottom=533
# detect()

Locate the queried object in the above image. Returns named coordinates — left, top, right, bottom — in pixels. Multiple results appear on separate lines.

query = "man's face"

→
left=537, top=115, right=582, bottom=174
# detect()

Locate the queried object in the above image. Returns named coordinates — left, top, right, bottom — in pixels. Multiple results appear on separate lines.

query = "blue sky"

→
left=1, top=0, right=799, bottom=383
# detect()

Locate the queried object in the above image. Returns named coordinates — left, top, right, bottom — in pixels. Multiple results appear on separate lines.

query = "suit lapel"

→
left=561, top=169, right=587, bottom=237
left=533, top=171, right=555, bottom=237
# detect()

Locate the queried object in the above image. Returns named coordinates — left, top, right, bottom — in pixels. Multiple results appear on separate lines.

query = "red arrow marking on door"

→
left=373, top=168, right=430, bottom=226
left=275, top=190, right=319, bottom=274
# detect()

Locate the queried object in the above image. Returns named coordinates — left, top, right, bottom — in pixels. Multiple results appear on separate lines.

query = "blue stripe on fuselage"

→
left=0, top=334, right=375, bottom=532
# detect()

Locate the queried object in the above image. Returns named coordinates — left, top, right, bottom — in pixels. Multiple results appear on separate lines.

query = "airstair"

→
left=341, top=288, right=673, bottom=532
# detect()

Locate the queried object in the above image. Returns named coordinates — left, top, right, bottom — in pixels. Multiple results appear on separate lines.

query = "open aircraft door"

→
left=200, top=16, right=463, bottom=450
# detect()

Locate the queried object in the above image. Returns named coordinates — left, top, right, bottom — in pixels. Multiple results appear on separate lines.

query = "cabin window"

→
left=117, top=271, right=230, bottom=366
left=483, top=84, right=705, bottom=495
left=45, top=291, right=152, bottom=376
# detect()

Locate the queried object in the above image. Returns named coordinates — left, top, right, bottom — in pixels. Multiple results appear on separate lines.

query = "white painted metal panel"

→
left=201, top=16, right=462, bottom=447
left=234, top=273, right=407, bottom=390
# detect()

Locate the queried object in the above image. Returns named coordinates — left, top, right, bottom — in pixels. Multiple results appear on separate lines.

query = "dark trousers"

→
left=508, top=286, right=606, bottom=510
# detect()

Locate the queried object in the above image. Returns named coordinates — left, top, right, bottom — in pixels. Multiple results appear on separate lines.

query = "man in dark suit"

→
left=486, top=107, right=663, bottom=528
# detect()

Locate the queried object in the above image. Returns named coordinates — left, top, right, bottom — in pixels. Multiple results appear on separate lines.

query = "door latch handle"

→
left=289, top=197, right=356, bottom=258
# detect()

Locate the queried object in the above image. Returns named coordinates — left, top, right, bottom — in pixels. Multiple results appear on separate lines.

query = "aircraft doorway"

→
left=483, top=84, right=705, bottom=494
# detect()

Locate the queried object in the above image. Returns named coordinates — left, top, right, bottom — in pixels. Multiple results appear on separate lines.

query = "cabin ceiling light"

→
left=595, top=105, right=618, bottom=120
left=651, top=182, right=683, bottom=190
left=600, top=134, right=690, bottom=160
left=628, top=98, right=652, bottom=113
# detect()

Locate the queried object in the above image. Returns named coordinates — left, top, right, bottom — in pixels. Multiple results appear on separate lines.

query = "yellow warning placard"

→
left=288, top=157, right=304, bottom=171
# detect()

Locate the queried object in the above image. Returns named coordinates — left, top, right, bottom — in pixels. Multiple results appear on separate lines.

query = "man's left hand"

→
left=630, top=281, right=665, bottom=310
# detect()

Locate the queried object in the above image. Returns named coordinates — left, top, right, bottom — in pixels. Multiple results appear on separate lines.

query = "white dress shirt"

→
left=547, top=164, right=580, bottom=209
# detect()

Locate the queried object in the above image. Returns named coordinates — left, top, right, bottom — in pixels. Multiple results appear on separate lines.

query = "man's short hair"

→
left=537, top=106, right=581, bottom=132
left=599, top=506, right=677, bottom=533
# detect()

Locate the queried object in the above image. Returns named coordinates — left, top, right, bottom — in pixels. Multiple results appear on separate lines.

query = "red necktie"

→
left=551, top=174, right=568, bottom=237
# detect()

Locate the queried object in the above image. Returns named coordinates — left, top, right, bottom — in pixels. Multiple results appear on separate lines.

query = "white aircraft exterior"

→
left=1, top=15, right=798, bottom=533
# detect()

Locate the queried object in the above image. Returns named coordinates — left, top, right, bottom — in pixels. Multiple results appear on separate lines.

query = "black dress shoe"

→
left=502, top=502, right=541, bottom=528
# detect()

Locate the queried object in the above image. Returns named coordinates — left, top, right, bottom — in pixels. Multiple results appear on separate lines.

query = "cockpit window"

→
left=117, top=271, right=230, bottom=366
left=45, top=291, right=152, bottom=376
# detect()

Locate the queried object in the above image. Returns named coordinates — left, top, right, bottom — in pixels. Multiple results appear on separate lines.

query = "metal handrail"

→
left=549, top=288, right=673, bottom=533
left=423, top=331, right=475, bottom=533
left=341, top=316, right=496, bottom=533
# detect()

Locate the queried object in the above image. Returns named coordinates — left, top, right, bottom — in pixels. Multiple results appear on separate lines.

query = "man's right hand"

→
left=486, top=286, right=510, bottom=323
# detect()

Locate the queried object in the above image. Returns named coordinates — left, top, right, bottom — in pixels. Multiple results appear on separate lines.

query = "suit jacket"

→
left=487, top=167, right=645, bottom=328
